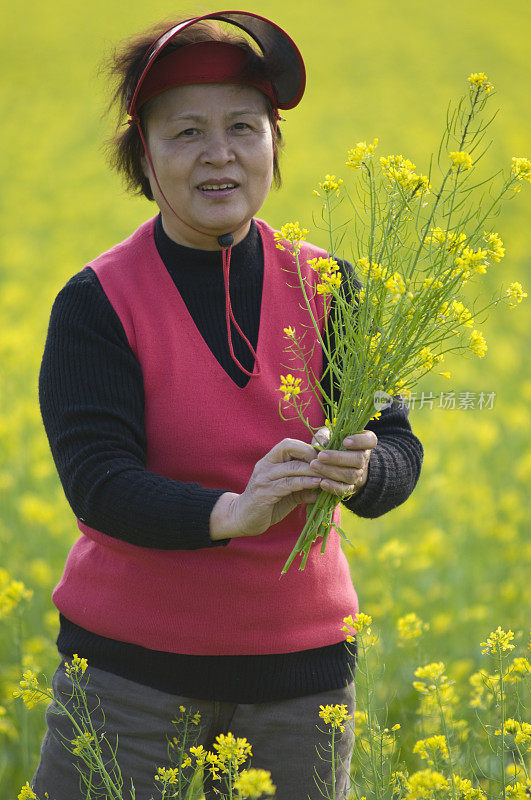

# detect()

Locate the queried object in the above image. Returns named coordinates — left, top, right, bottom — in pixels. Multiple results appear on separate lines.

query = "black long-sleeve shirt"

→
left=39, top=213, right=423, bottom=702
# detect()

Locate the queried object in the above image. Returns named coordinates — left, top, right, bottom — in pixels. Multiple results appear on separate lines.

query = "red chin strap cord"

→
left=129, top=113, right=282, bottom=379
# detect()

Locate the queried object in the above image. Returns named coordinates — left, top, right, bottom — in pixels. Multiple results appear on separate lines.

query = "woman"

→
left=34, top=11, right=423, bottom=800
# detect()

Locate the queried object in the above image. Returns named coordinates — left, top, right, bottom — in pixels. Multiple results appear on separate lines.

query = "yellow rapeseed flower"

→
left=483, top=231, right=505, bottom=262
left=154, top=766, right=180, bottom=784
left=190, top=745, right=207, bottom=765
left=495, top=718, right=520, bottom=737
left=307, top=256, right=342, bottom=294
left=273, top=222, right=309, bottom=253
left=450, top=151, right=473, bottom=171
left=346, top=138, right=379, bottom=168
left=505, top=656, right=530, bottom=683
left=357, top=257, right=387, bottom=281
left=383, top=271, right=406, bottom=302
left=506, top=282, right=527, bottom=309
left=418, top=347, right=443, bottom=371
left=422, top=276, right=444, bottom=290
left=212, top=732, right=252, bottom=771
left=71, top=732, right=95, bottom=756
left=205, top=751, right=222, bottom=781
left=0, top=706, right=17, bottom=741
left=469, top=669, right=499, bottom=709
left=378, top=538, right=408, bottom=566
left=454, top=246, right=489, bottom=275
left=468, top=72, right=494, bottom=93
left=278, top=374, right=302, bottom=402
left=65, top=654, right=88, bottom=679
left=17, top=784, right=38, bottom=800
left=506, top=781, right=531, bottom=800
left=380, top=154, right=431, bottom=196
left=413, top=662, right=452, bottom=695
left=318, top=703, right=352, bottom=733
left=406, top=769, right=450, bottom=797
left=397, top=612, right=429, bottom=644
left=315, top=174, right=343, bottom=197
left=12, top=670, right=45, bottom=710
left=342, top=611, right=372, bottom=635
left=469, top=330, right=487, bottom=358
left=427, top=227, right=467, bottom=254
left=413, top=735, right=449, bottom=766
left=283, top=326, right=296, bottom=338
left=354, top=710, right=368, bottom=732
left=495, top=720, right=531, bottom=751
left=451, top=300, right=474, bottom=327
left=511, top=157, right=531, bottom=182
left=234, top=769, right=276, bottom=798
left=453, top=775, right=487, bottom=800
left=515, top=722, right=531, bottom=749
left=0, top=570, right=33, bottom=618
left=480, top=626, right=515, bottom=654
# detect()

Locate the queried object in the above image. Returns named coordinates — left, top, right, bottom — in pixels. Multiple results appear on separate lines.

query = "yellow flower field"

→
left=1, top=0, right=529, bottom=796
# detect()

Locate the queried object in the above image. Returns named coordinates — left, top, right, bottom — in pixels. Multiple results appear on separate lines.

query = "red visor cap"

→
left=133, top=41, right=280, bottom=112
left=127, top=10, right=306, bottom=118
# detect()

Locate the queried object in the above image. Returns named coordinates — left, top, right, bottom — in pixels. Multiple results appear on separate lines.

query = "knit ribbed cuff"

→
left=182, top=486, right=232, bottom=548
left=341, top=450, right=384, bottom=518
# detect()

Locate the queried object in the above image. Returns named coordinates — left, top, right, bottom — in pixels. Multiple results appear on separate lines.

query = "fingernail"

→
left=318, top=452, right=329, bottom=461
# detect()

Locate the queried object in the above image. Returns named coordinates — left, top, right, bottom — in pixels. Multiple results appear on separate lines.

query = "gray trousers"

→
left=32, top=656, right=356, bottom=800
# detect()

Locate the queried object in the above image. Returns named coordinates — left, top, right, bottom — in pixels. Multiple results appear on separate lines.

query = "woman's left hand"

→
left=310, top=428, right=378, bottom=498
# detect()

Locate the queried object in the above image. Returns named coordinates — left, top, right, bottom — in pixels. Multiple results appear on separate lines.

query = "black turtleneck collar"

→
left=154, top=213, right=262, bottom=284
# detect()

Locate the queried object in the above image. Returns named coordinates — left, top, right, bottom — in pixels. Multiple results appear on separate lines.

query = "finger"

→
left=311, top=426, right=331, bottom=449
left=343, top=430, right=378, bottom=449
left=293, top=489, right=321, bottom=504
left=267, top=459, right=323, bottom=483
left=310, top=462, right=364, bottom=485
left=274, top=475, right=323, bottom=497
left=268, top=438, right=318, bottom=465
left=319, top=478, right=358, bottom=498
left=314, top=449, right=369, bottom=469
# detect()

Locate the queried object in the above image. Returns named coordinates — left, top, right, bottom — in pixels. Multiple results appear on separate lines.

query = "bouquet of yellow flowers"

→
left=275, top=73, right=529, bottom=574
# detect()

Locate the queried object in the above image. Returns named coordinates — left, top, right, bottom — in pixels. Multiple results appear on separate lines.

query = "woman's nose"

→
left=200, top=131, right=236, bottom=165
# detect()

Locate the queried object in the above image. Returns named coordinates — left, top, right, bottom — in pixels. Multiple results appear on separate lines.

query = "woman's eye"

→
left=178, top=128, right=198, bottom=137
left=233, top=122, right=250, bottom=131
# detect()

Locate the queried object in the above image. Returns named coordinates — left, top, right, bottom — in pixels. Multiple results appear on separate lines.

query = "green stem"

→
left=331, top=729, right=336, bottom=799
left=14, top=612, right=30, bottom=779
left=499, top=647, right=506, bottom=800
left=435, top=687, right=457, bottom=800
left=361, top=635, right=382, bottom=800
left=179, top=715, right=189, bottom=798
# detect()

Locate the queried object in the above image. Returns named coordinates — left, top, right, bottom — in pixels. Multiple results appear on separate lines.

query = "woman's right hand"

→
left=209, top=438, right=322, bottom=541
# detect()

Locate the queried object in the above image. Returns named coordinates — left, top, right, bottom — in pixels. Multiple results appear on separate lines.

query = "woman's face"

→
left=141, top=83, right=275, bottom=249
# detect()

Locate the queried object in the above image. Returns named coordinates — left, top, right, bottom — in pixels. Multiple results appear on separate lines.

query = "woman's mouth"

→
left=197, top=182, right=239, bottom=198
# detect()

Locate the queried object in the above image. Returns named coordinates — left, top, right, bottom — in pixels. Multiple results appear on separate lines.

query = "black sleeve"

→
left=322, top=258, right=424, bottom=519
left=38, top=268, right=231, bottom=549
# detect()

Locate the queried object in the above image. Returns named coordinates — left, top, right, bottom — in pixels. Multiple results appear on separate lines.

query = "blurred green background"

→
left=0, top=0, right=529, bottom=793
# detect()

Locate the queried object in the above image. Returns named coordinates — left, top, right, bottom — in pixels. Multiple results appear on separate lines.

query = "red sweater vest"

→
left=52, top=216, right=359, bottom=656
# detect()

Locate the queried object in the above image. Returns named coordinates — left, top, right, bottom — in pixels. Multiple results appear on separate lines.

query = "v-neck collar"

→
left=154, top=213, right=260, bottom=285
left=148, top=216, right=266, bottom=389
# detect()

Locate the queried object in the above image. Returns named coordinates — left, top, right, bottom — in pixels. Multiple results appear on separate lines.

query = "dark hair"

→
left=100, top=17, right=284, bottom=201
